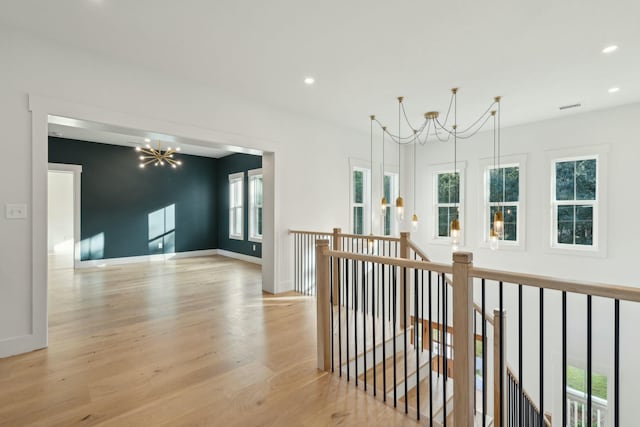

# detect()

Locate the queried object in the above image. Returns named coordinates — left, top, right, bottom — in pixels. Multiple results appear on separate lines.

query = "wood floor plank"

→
left=0, top=255, right=420, bottom=426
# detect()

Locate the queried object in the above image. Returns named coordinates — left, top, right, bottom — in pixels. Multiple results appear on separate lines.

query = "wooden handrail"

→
left=407, top=239, right=431, bottom=262
left=473, top=302, right=495, bottom=326
left=289, top=229, right=332, bottom=236
left=470, top=266, right=640, bottom=303
left=337, top=232, right=401, bottom=242
left=325, top=249, right=453, bottom=274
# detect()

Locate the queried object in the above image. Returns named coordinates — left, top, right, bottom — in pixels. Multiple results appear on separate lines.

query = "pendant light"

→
left=381, top=127, right=388, bottom=217
left=450, top=88, right=460, bottom=248
left=395, top=97, right=404, bottom=222
left=492, top=97, right=504, bottom=238
left=411, top=129, right=419, bottom=231
left=489, top=227, right=499, bottom=251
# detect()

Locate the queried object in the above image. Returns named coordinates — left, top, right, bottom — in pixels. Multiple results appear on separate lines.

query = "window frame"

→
left=546, top=144, right=608, bottom=257
left=248, top=168, right=263, bottom=243
left=350, top=163, right=371, bottom=235
left=228, top=172, right=244, bottom=241
left=551, top=155, right=599, bottom=251
left=430, top=163, right=466, bottom=245
left=480, top=154, right=527, bottom=250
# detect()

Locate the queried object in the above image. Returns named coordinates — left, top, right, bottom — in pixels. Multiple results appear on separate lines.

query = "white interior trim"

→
left=216, top=249, right=262, bottom=265
left=76, top=249, right=221, bottom=268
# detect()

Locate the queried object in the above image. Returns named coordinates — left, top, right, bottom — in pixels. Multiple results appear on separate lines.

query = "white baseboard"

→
left=0, top=333, right=46, bottom=359
left=76, top=248, right=262, bottom=268
left=216, top=249, right=262, bottom=265
left=76, top=249, right=220, bottom=268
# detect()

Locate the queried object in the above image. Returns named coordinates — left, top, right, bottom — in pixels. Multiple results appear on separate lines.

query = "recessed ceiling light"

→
left=608, top=87, right=620, bottom=93
left=602, top=45, right=618, bottom=54
left=304, top=77, right=315, bottom=85
left=144, top=138, right=151, bottom=143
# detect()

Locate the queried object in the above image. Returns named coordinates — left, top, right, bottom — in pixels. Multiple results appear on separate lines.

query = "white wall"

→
left=47, top=171, right=73, bottom=253
left=400, top=103, right=640, bottom=424
left=0, top=26, right=369, bottom=357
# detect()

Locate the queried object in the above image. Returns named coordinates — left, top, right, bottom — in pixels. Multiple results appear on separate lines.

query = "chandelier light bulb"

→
left=493, top=210, right=504, bottom=238
left=135, top=146, right=141, bottom=152
left=411, top=213, right=419, bottom=232
left=395, top=196, right=404, bottom=221
left=139, top=164, right=145, bottom=168
left=450, top=218, right=461, bottom=247
left=490, top=228, right=499, bottom=251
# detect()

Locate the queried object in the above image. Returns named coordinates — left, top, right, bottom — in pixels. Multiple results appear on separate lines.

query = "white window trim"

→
left=479, top=154, right=527, bottom=251
left=228, top=172, right=244, bottom=241
left=248, top=168, right=263, bottom=243
left=382, top=169, right=399, bottom=236
left=546, top=145, right=608, bottom=257
left=428, top=161, right=466, bottom=246
left=349, top=158, right=372, bottom=236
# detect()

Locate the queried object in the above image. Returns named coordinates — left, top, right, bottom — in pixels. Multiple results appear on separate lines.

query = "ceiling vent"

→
left=559, top=103, right=582, bottom=111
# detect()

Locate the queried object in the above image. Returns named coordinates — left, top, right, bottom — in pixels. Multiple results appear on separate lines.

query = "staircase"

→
left=293, top=227, right=640, bottom=426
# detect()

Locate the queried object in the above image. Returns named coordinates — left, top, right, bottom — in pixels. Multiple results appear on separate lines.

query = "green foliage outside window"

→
left=555, top=159, right=596, bottom=246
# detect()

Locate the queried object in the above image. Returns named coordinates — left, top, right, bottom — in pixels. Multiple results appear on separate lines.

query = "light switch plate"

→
left=6, top=204, right=28, bottom=219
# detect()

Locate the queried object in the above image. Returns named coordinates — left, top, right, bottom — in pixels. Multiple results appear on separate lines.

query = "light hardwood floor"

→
left=0, top=255, right=420, bottom=426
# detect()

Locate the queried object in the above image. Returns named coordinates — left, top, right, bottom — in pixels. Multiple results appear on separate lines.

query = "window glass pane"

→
left=234, top=208, right=242, bottom=235
left=384, top=175, right=391, bottom=201
left=438, top=173, right=459, bottom=204
left=257, top=177, right=263, bottom=205
left=575, top=205, right=593, bottom=245
left=384, top=207, right=392, bottom=235
left=354, top=170, right=363, bottom=203
left=556, top=161, right=575, bottom=201
left=576, top=159, right=596, bottom=200
left=490, top=205, right=518, bottom=241
left=504, top=167, right=519, bottom=202
left=438, top=207, right=456, bottom=237
left=489, top=168, right=503, bottom=203
left=258, top=207, right=263, bottom=235
left=353, top=206, right=363, bottom=235
left=557, top=205, right=575, bottom=244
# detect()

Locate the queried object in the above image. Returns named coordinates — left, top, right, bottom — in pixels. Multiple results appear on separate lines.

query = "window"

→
left=351, top=166, right=370, bottom=235
left=248, top=169, right=263, bottom=242
left=566, top=365, right=608, bottom=426
left=229, top=172, right=244, bottom=240
left=435, top=172, right=460, bottom=239
left=487, top=165, right=520, bottom=242
left=552, top=157, right=597, bottom=248
left=383, top=172, right=398, bottom=236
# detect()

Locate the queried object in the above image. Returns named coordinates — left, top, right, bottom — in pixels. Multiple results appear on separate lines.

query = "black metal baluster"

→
left=615, top=299, right=620, bottom=427
left=415, top=267, right=420, bottom=420
left=346, top=258, right=350, bottom=381
left=330, top=256, right=334, bottom=372
left=421, top=269, right=425, bottom=354
left=372, top=261, right=376, bottom=397
left=294, top=234, right=298, bottom=293
left=442, top=273, right=447, bottom=427
left=403, top=267, right=408, bottom=414
left=338, top=258, right=342, bottom=377
left=482, top=279, right=487, bottom=426
left=587, top=295, right=592, bottom=426
left=382, top=263, right=387, bottom=402
left=562, top=291, right=567, bottom=427
left=393, top=265, right=397, bottom=407
left=354, top=259, right=358, bottom=387
left=437, top=273, right=441, bottom=378
left=539, top=288, right=544, bottom=427
left=519, top=284, right=523, bottom=427
left=428, top=271, right=433, bottom=427
left=363, top=260, right=367, bottom=391
left=500, top=281, right=504, bottom=427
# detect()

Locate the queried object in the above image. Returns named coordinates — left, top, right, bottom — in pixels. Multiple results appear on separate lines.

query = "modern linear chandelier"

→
left=135, top=141, right=182, bottom=169
left=370, top=88, right=503, bottom=247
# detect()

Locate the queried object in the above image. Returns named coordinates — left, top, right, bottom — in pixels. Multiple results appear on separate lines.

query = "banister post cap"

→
left=333, top=228, right=342, bottom=233
left=316, top=239, right=330, bottom=247
left=452, top=251, right=473, bottom=264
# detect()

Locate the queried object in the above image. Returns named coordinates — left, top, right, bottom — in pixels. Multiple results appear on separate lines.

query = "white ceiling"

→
left=3, top=0, right=640, bottom=134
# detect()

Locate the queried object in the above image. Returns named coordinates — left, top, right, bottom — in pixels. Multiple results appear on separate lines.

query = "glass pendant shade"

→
left=450, top=218, right=461, bottom=246
left=367, top=234, right=375, bottom=253
left=395, top=196, right=405, bottom=221
left=411, top=213, right=419, bottom=231
left=381, top=196, right=388, bottom=215
left=490, top=228, right=499, bottom=251
left=493, top=210, right=504, bottom=238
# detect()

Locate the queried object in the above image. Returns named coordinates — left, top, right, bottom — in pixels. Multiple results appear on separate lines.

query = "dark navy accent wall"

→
left=217, top=153, right=263, bottom=257
left=49, top=137, right=218, bottom=260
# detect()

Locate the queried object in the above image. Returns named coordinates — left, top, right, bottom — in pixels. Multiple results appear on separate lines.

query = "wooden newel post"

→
left=332, top=228, right=341, bottom=307
left=315, top=239, right=331, bottom=372
left=493, top=308, right=507, bottom=427
left=399, top=231, right=410, bottom=329
left=452, top=251, right=474, bottom=426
